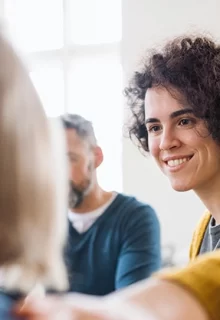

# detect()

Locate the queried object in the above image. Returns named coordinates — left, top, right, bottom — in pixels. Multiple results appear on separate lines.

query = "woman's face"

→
left=144, top=86, right=220, bottom=193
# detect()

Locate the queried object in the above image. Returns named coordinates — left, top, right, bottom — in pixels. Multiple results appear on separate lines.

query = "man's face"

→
left=66, top=129, right=95, bottom=209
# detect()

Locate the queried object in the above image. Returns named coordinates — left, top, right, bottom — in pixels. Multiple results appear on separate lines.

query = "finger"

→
left=15, top=298, right=109, bottom=320
left=15, top=297, right=66, bottom=316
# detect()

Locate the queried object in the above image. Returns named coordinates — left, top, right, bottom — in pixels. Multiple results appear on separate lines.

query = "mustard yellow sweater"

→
left=159, top=212, right=220, bottom=320
left=189, top=211, right=211, bottom=260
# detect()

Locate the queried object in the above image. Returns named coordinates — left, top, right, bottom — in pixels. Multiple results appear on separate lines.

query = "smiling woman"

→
left=144, top=86, right=218, bottom=193
left=125, top=35, right=220, bottom=258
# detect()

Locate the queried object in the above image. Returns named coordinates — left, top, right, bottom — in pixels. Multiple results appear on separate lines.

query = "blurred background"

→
left=1, top=0, right=219, bottom=266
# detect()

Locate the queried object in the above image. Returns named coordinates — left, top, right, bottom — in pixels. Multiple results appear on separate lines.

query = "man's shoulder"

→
left=116, top=193, right=154, bottom=209
left=115, top=193, right=157, bottom=219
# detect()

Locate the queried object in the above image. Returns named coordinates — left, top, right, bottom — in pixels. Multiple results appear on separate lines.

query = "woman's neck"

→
left=195, top=175, right=220, bottom=225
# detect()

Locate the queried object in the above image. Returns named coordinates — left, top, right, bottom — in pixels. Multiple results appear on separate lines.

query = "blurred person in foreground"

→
left=0, top=28, right=68, bottom=319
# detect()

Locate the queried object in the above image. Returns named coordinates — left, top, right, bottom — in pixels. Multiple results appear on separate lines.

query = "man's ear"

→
left=94, top=146, right=103, bottom=169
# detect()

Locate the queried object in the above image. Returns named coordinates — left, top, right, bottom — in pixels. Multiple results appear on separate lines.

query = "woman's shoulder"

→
left=189, top=211, right=211, bottom=260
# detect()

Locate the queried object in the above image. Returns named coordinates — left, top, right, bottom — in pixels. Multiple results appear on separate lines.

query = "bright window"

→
left=4, top=0, right=123, bottom=192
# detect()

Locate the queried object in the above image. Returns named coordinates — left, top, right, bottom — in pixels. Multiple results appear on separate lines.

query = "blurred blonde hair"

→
left=0, top=30, right=68, bottom=292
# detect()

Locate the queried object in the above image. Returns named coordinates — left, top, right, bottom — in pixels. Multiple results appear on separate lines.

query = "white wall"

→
left=0, top=1, right=4, bottom=18
left=121, top=0, right=220, bottom=259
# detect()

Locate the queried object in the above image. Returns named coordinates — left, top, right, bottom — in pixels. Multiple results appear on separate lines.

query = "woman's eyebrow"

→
left=145, top=108, right=194, bottom=124
left=145, top=117, right=160, bottom=124
left=170, top=108, right=194, bottom=119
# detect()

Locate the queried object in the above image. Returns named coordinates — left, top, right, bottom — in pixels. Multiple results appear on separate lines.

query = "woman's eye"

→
left=179, top=119, right=189, bottom=125
left=179, top=118, right=194, bottom=126
left=147, top=125, right=161, bottom=133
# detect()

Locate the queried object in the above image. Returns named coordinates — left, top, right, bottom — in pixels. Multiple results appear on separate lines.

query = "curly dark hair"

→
left=125, top=35, right=220, bottom=153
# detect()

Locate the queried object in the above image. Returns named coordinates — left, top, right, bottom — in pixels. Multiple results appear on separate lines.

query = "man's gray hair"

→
left=60, top=114, right=97, bottom=146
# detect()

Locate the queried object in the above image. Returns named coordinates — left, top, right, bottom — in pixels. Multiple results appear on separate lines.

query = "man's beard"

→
left=68, top=180, right=92, bottom=209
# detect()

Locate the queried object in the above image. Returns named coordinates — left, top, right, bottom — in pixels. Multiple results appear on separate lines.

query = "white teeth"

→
left=167, top=158, right=188, bottom=167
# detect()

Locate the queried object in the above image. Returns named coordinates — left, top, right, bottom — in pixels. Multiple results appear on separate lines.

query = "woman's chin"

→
left=170, top=181, right=192, bottom=192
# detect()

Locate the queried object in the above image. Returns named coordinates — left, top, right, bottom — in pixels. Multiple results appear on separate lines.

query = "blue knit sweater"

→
left=65, top=193, right=161, bottom=295
left=0, top=293, right=23, bottom=319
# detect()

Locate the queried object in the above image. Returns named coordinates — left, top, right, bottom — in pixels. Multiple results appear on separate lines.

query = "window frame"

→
left=2, top=0, right=123, bottom=192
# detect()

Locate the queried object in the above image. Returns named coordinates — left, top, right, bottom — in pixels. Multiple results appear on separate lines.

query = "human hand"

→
left=14, top=293, right=155, bottom=320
